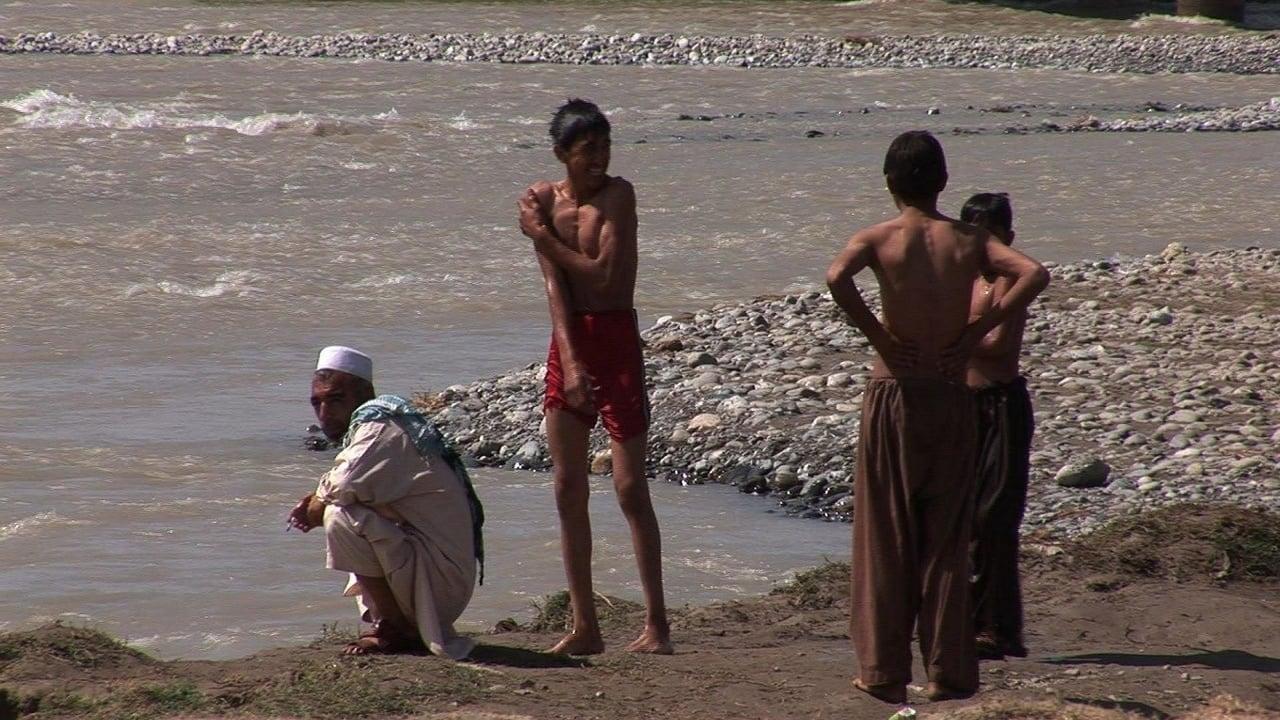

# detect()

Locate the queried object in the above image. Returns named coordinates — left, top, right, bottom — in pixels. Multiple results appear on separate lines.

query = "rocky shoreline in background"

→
left=3, top=30, right=1279, bottom=74
left=412, top=245, right=1280, bottom=539
left=1007, top=96, right=1280, bottom=133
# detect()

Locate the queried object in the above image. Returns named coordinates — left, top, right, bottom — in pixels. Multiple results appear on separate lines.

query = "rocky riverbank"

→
left=2, top=30, right=1278, bottom=74
left=413, top=245, right=1280, bottom=539
left=1016, top=96, right=1280, bottom=133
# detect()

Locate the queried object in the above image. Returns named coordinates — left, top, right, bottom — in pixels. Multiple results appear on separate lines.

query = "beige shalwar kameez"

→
left=316, top=419, right=477, bottom=660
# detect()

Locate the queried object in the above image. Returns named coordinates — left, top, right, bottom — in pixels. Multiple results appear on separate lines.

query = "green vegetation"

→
left=0, top=623, right=151, bottom=672
left=770, top=559, right=849, bottom=609
left=526, top=590, right=643, bottom=633
left=1072, top=504, right=1280, bottom=582
left=246, top=656, right=484, bottom=718
left=131, top=681, right=208, bottom=715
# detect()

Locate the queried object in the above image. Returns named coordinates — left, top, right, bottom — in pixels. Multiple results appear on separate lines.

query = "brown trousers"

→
left=972, top=377, right=1035, bottom=648
left=852, top=378, right=979, bottom=692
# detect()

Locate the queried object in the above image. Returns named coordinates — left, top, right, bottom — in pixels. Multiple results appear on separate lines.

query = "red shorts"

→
left=544, top=309, right=649, bottom=442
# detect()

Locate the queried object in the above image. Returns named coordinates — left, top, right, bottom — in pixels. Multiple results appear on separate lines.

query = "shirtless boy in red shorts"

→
left=517, top=98, right=671, bottom=655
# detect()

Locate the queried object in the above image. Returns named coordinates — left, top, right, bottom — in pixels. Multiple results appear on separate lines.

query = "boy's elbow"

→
left=824, top=265, right=846, bottom=292
left=1033, top=264, right=1051, bottom=291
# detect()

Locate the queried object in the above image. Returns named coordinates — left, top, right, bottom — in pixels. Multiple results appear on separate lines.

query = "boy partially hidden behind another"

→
left=516, top=99, right=671, bottom=655
left=826, top=131, right=1048, bottom=703
left=962, top=193, right=1036, bottom=660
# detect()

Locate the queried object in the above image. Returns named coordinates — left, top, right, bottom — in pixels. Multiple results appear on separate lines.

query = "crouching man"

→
left=288, top=345, right=484, bottom=659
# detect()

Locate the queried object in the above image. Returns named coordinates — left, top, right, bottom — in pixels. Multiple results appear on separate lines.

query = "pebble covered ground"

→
left=2, top=30, right=1278, bottom=74
left=413, top=245, right=1280, bottom=539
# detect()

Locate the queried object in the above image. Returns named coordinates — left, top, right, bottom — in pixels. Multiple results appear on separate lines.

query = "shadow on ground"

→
left=465, top=643, right=588, bottom=669
left=1045, top=649, right=1280, bottom=673
left=1063, top=697, right=1172, bottom=720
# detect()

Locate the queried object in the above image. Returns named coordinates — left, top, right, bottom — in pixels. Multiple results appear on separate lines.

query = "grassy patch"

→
left=131, top=681, right=208, bottom=714
left=0, top=681, right=210, bottom=720
left=525, top=590, right=643, bottom=633
left=1071, top=504, right=1280, bottom=583
left=770, top=560, right=849, bottom=609
left=242, top=656, right=484, bottom=718
left=0, top=623, right=151, bottom=674
left=0, top=687, right=96, bottom=719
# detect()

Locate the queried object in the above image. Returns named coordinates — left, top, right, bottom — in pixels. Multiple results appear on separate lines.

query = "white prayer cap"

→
left=315, top=345, right=373, bottom=382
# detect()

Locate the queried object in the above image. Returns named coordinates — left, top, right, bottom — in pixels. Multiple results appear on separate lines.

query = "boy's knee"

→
left=322, top=503, right=374, bottom=538
left=553, top=477, right=590, bottom=514
left=614, top=478, right=653, bottom=517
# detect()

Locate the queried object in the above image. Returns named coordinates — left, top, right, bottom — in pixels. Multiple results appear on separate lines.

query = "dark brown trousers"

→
left=971, top=377, right=1035, bottom=648
left=852, top=378, right=979, bottom=692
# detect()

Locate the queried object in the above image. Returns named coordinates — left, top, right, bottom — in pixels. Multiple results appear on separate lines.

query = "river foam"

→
left=1, top=89, right=401, bottom=135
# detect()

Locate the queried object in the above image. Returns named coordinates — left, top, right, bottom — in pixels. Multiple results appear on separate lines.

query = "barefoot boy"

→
left=516, top=98, right=671, bottom=655
left=961, top=193, right=1036, bottom=660
left=825, top=132, right=1048, bottom=703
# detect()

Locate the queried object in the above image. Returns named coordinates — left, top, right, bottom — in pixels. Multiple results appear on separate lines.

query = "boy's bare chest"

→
left=550, top=199, right=606, bottom=256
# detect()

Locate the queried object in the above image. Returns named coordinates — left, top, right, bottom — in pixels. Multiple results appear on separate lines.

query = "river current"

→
left=1, top=0, right=1278, bottom=659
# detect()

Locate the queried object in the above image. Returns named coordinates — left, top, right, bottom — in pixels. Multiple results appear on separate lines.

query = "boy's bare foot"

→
left=975, top=632, right=1005, bottom=660
left=1001, top=636, right=1028, bottom=658
left=852, top=678, right=906, bottom=705
left=925, top=682, right=975, bottom=702
left=549, top=630, right=605, bottom=656
left=625, top=625, right=673, bottom=654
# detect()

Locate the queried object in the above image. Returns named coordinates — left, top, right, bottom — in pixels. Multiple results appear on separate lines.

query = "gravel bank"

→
left=2, top=30, right=1278, bottom=74
left=1026, top=96, right=1280, bottom=132
left=410, top=245, right=1280, bottom=539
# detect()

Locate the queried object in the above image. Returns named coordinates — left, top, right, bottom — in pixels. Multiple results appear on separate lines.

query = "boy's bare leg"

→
left=612, top=432, right=673, bottom=654
left=547, top=409, right=605, bottom=655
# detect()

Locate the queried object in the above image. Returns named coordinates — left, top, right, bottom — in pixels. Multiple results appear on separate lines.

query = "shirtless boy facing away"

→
left=825, top=131, right=1048, bottom=703
left=516, top=99, right=671, bottom=656
left=962, top=193, right=1036, bottom=661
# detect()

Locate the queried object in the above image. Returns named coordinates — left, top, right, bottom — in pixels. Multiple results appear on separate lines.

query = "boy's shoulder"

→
left=852, top=216, right=905, bottom=245
left=596, top=176, right=636, bottom=213
left=605, top=175, right=635, bottom=198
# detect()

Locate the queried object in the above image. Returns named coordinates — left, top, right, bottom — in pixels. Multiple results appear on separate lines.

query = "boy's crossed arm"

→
left=518, top=184, right=594, bottom=412
left=971, top=279, right=1027, bottom=359
left=941, top=235, right=1049, bottom=375
left=517, top=180, right=636, bottom=295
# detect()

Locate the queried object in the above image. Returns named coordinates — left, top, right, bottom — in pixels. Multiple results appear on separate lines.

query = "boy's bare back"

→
left=860, top=213, right=986, bottom=379
left=829, top=209, right=1047, bottom=384
left=526, top=176, right=638, bottom=313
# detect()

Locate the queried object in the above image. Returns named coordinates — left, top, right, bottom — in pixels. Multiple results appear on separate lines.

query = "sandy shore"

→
left=3, top=505, right=1278, bottom=719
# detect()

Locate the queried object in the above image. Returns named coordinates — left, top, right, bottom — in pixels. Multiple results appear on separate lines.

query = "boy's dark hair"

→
left=883, top=130, right=947, bottom=201
left=549, top=98, right=610, bottom=150
left=960, top=192, right=1013, bottom=234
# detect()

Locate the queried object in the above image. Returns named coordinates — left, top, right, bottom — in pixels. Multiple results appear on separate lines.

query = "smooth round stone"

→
left=687, top=413, right=722, bottom=432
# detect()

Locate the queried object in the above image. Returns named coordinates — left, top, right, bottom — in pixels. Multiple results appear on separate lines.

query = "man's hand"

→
left=938, top=323, right=982, bottom=379
left=287, top=493, right=325, bottom=533
left=872, top=330, right=921, bottom=374
left=518, top=190, right=555, bottom=251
